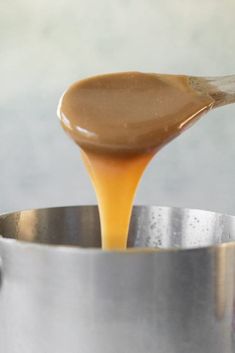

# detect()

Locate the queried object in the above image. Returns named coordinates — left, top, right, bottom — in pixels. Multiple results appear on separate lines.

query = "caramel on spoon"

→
left=57, top=72, right=235, bottom=249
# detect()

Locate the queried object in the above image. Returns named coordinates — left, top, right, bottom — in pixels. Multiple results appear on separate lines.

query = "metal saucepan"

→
left=0, top=205, right=235, bottom=353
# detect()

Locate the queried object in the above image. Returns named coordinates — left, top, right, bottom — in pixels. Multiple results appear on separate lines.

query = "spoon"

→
left=189, top=74, right=235, bottom=108
left=58, top=72, right=235, bottom=154
left=57, top=72, right=235, bottom=250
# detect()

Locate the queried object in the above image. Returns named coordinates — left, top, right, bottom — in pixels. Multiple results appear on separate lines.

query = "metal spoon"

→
left=189, top=75, right=235, bottom=108
left=58, top=72, right=235, bottom=154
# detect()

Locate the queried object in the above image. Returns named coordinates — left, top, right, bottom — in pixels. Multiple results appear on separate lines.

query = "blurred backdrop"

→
left=1, top=0, right=235, bottom=214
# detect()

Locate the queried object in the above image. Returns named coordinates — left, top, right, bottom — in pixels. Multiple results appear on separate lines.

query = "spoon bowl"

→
left=58, top=72, right=235, bottom=154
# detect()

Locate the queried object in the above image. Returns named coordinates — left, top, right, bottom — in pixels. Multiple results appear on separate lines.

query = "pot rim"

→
left=0, top=204, right=235, bottom=255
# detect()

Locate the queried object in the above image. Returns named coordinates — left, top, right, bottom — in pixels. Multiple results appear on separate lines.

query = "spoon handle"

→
left=189, top=75, right=235, bottom=108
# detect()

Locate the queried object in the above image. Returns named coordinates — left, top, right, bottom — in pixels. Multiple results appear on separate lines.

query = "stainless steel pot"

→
left=0, top=205, right=235, bottom=353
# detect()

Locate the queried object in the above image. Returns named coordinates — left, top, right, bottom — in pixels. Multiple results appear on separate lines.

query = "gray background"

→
left=1, top=0, right=235, bottom=214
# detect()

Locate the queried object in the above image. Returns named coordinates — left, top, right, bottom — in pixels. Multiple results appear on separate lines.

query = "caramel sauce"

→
left=58, top=72, right=214, bottom=249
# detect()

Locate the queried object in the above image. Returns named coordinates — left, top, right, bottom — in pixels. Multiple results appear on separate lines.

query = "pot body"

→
left=0, top=205, right=235, bottom=353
